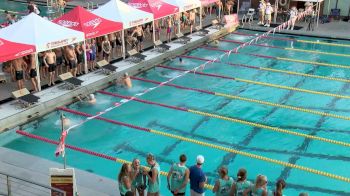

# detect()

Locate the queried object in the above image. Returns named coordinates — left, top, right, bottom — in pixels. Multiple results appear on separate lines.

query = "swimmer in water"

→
left=179, top=57, right=183, bottom=64
left=76, top=93, right=96, bottom=105
left=122, top=72, right=132, bottom=88
left=61, top=114, right=70, bottom=128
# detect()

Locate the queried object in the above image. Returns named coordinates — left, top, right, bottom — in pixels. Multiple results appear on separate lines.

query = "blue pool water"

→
left=2, top=29, right=350, bottom=195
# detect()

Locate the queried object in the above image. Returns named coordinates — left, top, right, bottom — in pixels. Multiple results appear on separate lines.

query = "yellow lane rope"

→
left=115, top=159, right=214, bottom=190
left=151, top=129, right=350, bottom=183
left=187, top=109, right=350, bottom=148
left=260, top=67, right=350, bottom=83
left=297, top=39, right=350, bottom=48
left=234, top=78, right=350, bottom=99
left=276, top=57, right=350, bottom=69
left=214, top=92, right=350, bottom=121
left=285, top=48, right=350, bottom=57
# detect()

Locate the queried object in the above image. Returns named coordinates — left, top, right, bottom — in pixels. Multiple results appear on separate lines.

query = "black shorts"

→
left=15, top=70, right=23, bottom=81
left=110, top=41, right=116, bottom=48
left=171, top=191, right=185, bottom=196
left=48, top=63, right=56, bottom=73
left=78, top=55, right=84, bottom=64
left=103, top=52, right=110, bottom=58
left=56, top=56, right=63, bottom=65
left=97, top=45, right=102, bottom=53
left=30, top=69, right=37, bottom=78
left=69, top=60, right=77, bottom=69
left=116, top=39, right=122, bottom=46
left=137, top=35, right=143, bottom=43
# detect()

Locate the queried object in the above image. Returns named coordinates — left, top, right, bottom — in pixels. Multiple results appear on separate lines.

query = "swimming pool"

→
left=2, top=29, right=350, bottom=195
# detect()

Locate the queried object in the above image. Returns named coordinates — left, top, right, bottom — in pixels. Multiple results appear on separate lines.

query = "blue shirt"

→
left=189, top=165, right=206, bottom=194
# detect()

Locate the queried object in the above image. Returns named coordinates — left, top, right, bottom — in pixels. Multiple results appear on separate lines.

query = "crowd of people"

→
left=116, top=154, right=310, bottom=196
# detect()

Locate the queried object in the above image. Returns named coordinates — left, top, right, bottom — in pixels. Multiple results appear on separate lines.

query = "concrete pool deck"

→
left=0, top=25, right=229, bottom=132
left=0, top=147, right=118, bottom=195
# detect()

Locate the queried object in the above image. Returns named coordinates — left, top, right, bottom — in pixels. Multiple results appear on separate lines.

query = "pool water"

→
left=2, top=29, right=350, bottom=195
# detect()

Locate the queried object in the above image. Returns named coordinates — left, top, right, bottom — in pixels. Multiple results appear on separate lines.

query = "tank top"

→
left=131, top=167, right=144, bottom=189
left=216, top=177, right=234, bottom=196
left=170, top=163, right=187, bottom=193
left=252, top=187, right=266, bottom=196
left=235, top=180, right=253, bottom=196
left=147, top=163, right=160, bottom=193
left=118, top=176, right=131, bottom=195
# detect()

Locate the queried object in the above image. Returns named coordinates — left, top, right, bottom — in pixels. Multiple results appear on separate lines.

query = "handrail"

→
left=0, top=171, right=66, bottom=195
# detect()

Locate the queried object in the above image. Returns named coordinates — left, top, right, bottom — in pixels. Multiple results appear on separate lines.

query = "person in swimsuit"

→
left=213, top=166, right=233, bottom=196
left=154, top=20, right=160, bottom=41
left=166, top=17, right=173, bottom=43
left=27, top=54, right=39, bottom=92
left=131, top=158, right=147, bottom=196
left=216, top=0, right=223, bottom=21
left=243, top=174, right=268, bottom=196
left=108, top=33, right=116, bottom=59
left=65, top=45, right=78, bottom=77
left=167, top=154, right=189, bottom=196
left=11, top=57, right=27, bottom=90
left=143, top=153, right=160, bottom=196
left=44, top=50, right=57, bottom=86
left=189, top=10, right=196, bottom=34
left=90, top=39, right=97, bottom=70
left=230, top=168, right=253, bottom=196
left=102, top=36, right=111, bottom=62
left=75, top=44, right=84, bottom=75
left=76, top=93, right=96, bottom=105
left=173, top=13, right=180, bottom=35
left=270, top=179, right=286, bottom=196
left=131, top=26, right=144, bottom=52
left=122, top=72, right=132, bottom=88
left=118, top=163, right=132, bottom=196
left=54, top=47, right=64, bottom=76
left=85, top=41, right=91, bottom=72
left=115, top=32, right=122, bottom=57
left=38, top=52, right=47, bottom=79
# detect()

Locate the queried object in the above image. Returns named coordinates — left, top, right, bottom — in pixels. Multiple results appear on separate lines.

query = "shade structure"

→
left=128, top=0, right=179, bottom=19
left=53, top=6, right=123, bottom=39
left=93, top=0, right=153, bottom=29
left=163, top=0, right=201, bottom=12
left=200, top=0, right=219, bottom=6
left=0, top=13, right=84, bottom=52
left=0, top=38, right=35, bottom=62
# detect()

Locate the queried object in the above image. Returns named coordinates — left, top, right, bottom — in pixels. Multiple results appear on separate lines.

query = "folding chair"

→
left=154, top=40, right=171, bottom=53
left=12, top=88, right=40, bottom=107
left=195, top=26, right=210, bottom=36
left=59, top=72, right=83, bottom=90
left=127, top=49, right=147, bottom=63
left=96, top=60, right=118, bottom=74
left=175, top=32, right=192, bottom=44
left=242, top=8, right=255, bottom=27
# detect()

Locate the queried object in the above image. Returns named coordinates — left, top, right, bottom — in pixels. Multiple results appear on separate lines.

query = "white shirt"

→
left=265, top=6, right=272, bottom=15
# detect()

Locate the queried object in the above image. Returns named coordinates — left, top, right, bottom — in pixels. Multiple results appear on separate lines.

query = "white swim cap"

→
left=196, top=155, right=205, bottom=164
left=89, top=94, right=95, bottom=100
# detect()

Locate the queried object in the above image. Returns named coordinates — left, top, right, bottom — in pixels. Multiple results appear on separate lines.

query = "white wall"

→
left=323, top=0, right=350, bottom=16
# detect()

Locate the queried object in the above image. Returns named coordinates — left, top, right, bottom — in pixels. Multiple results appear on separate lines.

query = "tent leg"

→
left=152, top=21, right=156, bottom=47
left=122, top=30, right=126, bottom=59
left=237, top=0, right=240, bottom=15
left=83, top=40, right=88, bottom=74
left=35, top=53, right=41, bottom=91
left=200, top=6, right=203, bottom=28
left=316, top=2, right=321, bottom=28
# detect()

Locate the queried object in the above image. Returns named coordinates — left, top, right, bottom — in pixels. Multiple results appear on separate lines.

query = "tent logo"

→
left=150, top=2, right=162, bottom=10
left=84, top=18, right=102, bottom=29
left=58, top=20, right=79, bottom=27
left=15, top=49, right=34, bottom=57
left=129, top=3, right=148, bottom=9
left=0, top=40, right=3, bottom=46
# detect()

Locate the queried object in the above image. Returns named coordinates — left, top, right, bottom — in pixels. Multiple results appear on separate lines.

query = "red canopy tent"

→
left=53, top=6, right=123, bottom=39
left=0, top=38, right=35, bottom=63
left=128, top=0, right=179, bottom=19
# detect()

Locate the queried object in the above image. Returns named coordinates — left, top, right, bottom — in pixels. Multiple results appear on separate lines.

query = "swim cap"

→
left=89, top=94, right=95, bottom=100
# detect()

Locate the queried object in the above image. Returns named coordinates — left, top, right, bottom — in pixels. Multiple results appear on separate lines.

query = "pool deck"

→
left=0, top=25, right=229, bottom=132
left=241, top=20, right=350, bottom=40
left=0, top=147, right=118, bottom=195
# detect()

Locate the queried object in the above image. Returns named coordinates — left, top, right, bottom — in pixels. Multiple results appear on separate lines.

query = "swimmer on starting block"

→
left=76, top=93, right=96, bottom=105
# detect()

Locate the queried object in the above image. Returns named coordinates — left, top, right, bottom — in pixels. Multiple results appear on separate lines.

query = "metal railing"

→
left=0, top=171, right=66, bottom=196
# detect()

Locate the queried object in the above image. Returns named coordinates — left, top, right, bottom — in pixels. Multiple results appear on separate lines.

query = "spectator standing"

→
left=143, top=153, right=160, bottom=196
left=189, top=155, right=207, bottom=196
left=230, top=168, right=253, bottom=196
left=270, top=179, right=286, bottom=196
left=118, top=163, right=132, bottom=196
left=258, top=0, right=266, bottom=25
left=167, top=154, right=190, bottom=196
left=213, top=166, right=233, bottom=196
left=243, top=175, right=268, bottom=196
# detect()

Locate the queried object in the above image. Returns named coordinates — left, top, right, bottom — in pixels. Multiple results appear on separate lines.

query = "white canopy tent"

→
left=0, top=13, right=84, bottom=52
left=163, top=0, right=202, bottom=28
left=93, top=0, right=153, bottom=58
left=93, top=0, right=153, bottom=29
left=0, top=13, right=85, bottom=90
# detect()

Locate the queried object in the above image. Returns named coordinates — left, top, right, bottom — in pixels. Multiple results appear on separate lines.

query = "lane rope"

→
left=231, top=31, right=350, bottom=48
left=221, top=39, right=350, bottom=57
left=132, top=75, right=350, bottom=121
left=15, top=130, right=214, bottom=190
left=200, top=46, right=350, bottom=70
left=55, top=108, right=350, bottom=183
left=158, top=63, right=350, bottom=99
left=179, top=55, right=350, bottom=83
left=98, top=90, right=350, bottom=148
